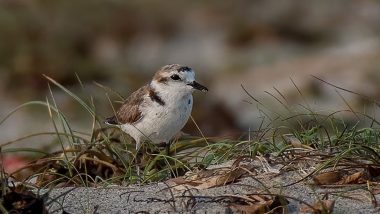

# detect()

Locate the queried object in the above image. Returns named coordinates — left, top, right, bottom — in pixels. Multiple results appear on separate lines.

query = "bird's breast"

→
left=154, top=95, right=192, bottom=131
left=133, top=93, right=193, bottom=143
left=160, top=94, right=193, bottom=119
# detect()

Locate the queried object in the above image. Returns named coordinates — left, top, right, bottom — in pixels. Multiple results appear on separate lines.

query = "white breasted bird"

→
left=105, top=64, right=208, bottom=153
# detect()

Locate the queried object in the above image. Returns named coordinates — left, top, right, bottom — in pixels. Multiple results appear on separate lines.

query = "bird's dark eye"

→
left=170, top=74, right=181, bottom=80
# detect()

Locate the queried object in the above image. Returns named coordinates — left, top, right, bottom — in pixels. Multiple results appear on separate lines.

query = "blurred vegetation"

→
left=2, top=0, right=379, bottom=95
left=1, top=0, right=380, bottom=142
left=0, top=0, right=134, bottom=94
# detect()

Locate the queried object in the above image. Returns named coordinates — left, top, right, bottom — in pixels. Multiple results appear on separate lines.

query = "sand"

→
left=46, top=169, right=380, bottom=213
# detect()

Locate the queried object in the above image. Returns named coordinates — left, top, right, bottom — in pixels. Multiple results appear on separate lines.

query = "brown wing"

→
left=106, top=85, right=148, bottom=125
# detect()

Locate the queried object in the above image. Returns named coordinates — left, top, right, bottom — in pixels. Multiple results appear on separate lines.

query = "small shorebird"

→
left=105, top=64, right=208, bottom=153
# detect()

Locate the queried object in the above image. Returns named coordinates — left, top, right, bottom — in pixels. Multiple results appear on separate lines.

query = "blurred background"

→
left=1, top=0, right=380, bottom=156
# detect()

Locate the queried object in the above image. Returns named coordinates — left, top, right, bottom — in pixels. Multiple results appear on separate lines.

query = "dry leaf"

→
left=300, top=200, right=335, bottom=214
left=195, top=167, right=246, bottom=189
left=283, top=134, right=303, bottom=148
left=313, top=170, right=368, bottom=185
left=313, top=171, right=343, bottom=185
left=337, top=171, right=367, bottom=184
left=283, top=134, right=314, bottom=149
left=229, top=195, right=288, bottom=214
left=168, top=177, right=201, bottom=187
left=168, top=165, right=252, bottom=191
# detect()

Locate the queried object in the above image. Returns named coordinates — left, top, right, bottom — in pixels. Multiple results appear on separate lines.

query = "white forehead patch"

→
left=180, top=70, right=195, bottom=82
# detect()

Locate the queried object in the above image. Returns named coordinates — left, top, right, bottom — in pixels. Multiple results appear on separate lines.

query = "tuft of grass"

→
left=1, top=76, right=227, bottom=187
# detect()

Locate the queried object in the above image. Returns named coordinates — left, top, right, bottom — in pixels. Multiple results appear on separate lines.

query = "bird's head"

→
left=152, top=64, right=208, bottom=94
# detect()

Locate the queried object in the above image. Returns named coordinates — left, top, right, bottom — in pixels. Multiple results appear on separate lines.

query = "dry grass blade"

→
left=43, top=74, right=96, bottom=117
left=241, top=84, right=262, bottom=105
left=190, top=115, right=208, bottom=145
left=335, top=89, right=360, bottom=119
left=93, top=81, right=125, bottom=101
left=312, top=75, right=380, bottom=108
left=0, top=101, right=58, bottom=127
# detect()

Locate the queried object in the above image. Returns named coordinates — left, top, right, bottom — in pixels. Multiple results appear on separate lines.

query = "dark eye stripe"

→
left=178, top=66, right=191, bottom=72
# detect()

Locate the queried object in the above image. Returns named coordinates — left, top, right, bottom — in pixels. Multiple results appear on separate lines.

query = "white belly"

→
left=125, top=95, right=193, bottom=144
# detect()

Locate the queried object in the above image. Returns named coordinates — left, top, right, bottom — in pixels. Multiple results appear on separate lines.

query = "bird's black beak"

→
left=187, top=81, right=208, bottom=92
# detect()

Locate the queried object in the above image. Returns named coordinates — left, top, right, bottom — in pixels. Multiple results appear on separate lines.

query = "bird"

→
left=105, top=64, right=208, bottom=154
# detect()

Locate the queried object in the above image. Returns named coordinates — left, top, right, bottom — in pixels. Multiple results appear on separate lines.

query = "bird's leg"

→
left=165, top=141, right=170, bottom=156
left=135, top=141, right=142, bottom=183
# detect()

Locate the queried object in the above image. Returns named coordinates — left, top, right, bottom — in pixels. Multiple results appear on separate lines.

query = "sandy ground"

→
left=46, top=169, right=380, bottom=213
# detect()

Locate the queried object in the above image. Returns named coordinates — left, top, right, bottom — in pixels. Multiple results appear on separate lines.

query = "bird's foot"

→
left=156, top=142, right=170, bottom=155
